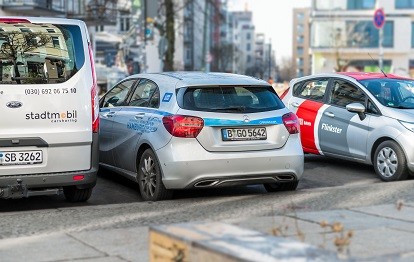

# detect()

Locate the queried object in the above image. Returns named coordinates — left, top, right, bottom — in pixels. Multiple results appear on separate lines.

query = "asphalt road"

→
left=0, top=155, right=414, bottom=261
left=1, top=155, right=414, bottom=239
left=0, top=155, right=383, bottom=212
left=0, top=155, right=380, bottom=211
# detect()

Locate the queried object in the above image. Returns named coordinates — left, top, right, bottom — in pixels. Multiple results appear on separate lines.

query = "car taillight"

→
left=0, top=18, right=30, bottom=24
left=88, top=43, right=99, bottom=133
left=162, top=115, right=204, bottom=138
left=282, top=112, right=300, bottom=134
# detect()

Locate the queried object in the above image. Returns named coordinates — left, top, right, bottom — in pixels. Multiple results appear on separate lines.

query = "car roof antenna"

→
left=368, top=53, right=387, bottom=77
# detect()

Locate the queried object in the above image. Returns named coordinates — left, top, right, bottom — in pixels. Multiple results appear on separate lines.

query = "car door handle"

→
left=134, top=113, right=146, bottom=119
left=104, top=111, right=116, bottom=118
left=324, top=112, right=335, bottom=118
left=291, top=102, right=300, bottom=108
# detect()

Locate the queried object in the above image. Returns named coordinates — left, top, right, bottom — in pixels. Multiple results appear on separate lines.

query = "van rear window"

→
left=177, top=86, right=285, bottom=113
left=0, top=22, right=85, bottom=84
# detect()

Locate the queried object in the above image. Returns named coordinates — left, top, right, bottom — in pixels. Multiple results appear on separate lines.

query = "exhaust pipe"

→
left=275, top=175, right=295, bottom=181
left=194, top=180, right=219, bottom=188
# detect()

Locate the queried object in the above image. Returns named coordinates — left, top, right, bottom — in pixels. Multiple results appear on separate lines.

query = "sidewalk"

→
left=1, top=202, right=414, bottom=261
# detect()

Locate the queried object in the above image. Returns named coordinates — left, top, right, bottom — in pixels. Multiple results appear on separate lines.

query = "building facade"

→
left=311, top=0, right=414, bottom=77
left=0, top=0, right=274, bottom=78
left=182, top=0, right=207, bottom=71
left=231, top=11, right=255, bottom=74
left=292, top=7, right=311, bottom=78
left=253, top=33, right=274, bottom=80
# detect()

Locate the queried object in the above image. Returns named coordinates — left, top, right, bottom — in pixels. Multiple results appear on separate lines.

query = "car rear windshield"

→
left=177, top=86, right=285, bottom=113
left=0, top=22, right=85, bottom=84
left=359, top=78, right=414, bottom=109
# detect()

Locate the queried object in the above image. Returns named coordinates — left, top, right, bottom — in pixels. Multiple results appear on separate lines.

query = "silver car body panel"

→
left=283, top=73, right=414, bottom=172
left=99, top=72, right=304, bottom=189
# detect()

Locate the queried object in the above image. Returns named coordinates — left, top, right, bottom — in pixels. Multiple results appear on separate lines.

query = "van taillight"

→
left=282, top=112, right=300, bottom=134
left=162, top=115, right=204, bottom=138
left=88, top=43, right=99, bottom=133
left=0, top=18, right=30, bottom=24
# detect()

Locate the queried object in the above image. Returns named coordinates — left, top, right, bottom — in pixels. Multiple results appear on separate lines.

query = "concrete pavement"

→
left=2, top=202, right=414, bottom=261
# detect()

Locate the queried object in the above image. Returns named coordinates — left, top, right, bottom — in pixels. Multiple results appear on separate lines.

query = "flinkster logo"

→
left=25, top=110, right=78, bottom=123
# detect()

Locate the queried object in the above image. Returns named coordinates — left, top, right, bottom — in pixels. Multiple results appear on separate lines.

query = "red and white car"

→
left=282, top=72, right=414, bottom=181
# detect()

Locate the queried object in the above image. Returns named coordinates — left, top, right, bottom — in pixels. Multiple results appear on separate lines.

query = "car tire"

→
left=138, top=149, right=173, bottom=201
left=63, top=186, right=93, bottom=202
left=373, top=140, right=408, bottom=182
left=264, top=181, right=299, bottom=192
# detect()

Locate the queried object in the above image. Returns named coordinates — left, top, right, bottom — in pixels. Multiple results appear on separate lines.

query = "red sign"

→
left=373, top=8, right=386, bottom=29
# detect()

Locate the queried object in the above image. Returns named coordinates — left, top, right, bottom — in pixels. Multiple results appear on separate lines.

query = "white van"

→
left=0, top=17, right=99, bottom=201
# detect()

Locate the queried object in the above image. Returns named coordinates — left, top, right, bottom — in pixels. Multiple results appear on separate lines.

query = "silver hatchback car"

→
left=99, top=72, right=303, bottom=201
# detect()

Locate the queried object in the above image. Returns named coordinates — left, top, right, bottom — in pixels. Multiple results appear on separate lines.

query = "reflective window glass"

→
left=294, top=78, right=329, bottom=102
left=102, top=80, right=136, bottom=107
left=396, top=0, right=414, bottom=9
left=128, top=79, right=158, bottom=108
left=347, top=0, right=375, bottom=9
left=330, top=80, right=365, bottom=107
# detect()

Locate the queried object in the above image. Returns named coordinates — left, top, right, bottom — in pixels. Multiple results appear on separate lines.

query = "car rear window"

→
left=0, top=22, right=85, bottom=84
left=177, top=86, right=285, bottom=113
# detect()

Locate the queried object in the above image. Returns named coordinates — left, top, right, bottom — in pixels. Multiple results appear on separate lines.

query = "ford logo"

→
left=6, top=101, right=23, bottom=109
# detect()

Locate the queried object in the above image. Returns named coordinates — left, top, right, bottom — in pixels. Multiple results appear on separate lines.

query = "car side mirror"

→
left=346, top=102, right=366, bottom=120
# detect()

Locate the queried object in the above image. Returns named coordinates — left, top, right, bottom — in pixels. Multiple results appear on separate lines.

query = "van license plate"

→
left=222, top=127, right=267, bottom=141
left=0, top=150, right=43, bottom=165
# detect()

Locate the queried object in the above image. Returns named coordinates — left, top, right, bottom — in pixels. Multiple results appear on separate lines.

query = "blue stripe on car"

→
left=103, top=107, right=172, bottom=116
left=204, top=116, right=283, bottom=126
left=101, top=108, right=282, bottom=126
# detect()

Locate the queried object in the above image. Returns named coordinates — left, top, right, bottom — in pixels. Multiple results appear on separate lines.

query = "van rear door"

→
left=0, top=19, right=96, bottom=175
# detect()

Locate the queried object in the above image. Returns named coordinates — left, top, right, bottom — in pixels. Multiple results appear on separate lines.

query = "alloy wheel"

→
left=140, top=155, right=157, bottom=197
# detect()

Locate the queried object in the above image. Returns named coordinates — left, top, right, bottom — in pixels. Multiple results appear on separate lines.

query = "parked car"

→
left=99, top=72, right=304, bottom=201
left=0, top=17, right=99, bottom=201
left=282, top=72, right=414, bottom=181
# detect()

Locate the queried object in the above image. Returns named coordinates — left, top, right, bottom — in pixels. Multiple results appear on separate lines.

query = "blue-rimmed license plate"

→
left=222, top=127, right=267, bottom=141
left=0, top=150, right=43, bottom=165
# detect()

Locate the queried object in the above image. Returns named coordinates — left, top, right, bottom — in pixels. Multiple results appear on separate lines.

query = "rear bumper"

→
left=156, top=134, right=304, bottom=189
left=0, top=170, right=97, bottom=199
left=0, top=133, right=99, bottom=199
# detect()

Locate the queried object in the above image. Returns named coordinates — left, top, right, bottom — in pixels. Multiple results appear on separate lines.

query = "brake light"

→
left=0, top=18, right=30, bottom=24
left=282, top=112, right=300, bottom=134
left=88, top=43, right=99, bottom=133
left=162, top=115, right=204, bottom=138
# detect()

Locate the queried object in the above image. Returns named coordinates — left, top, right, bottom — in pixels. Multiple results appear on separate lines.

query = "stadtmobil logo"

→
left=25, top=110, right=78, bottom=123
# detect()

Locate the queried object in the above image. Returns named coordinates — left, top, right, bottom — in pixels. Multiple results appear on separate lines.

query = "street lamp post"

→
left=268, top=38, right=271, bottom=79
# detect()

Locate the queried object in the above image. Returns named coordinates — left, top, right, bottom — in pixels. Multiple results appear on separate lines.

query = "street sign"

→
left=373, top=8, right=385, bottom=29
left=205, top=53, right=212, bottom=63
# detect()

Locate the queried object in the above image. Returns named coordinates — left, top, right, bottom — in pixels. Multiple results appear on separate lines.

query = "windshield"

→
left=178, top=86, right=285, bottom=113
left=0, top=22, right=85, bottom=84
left=359, top=78, right=414, bottom=109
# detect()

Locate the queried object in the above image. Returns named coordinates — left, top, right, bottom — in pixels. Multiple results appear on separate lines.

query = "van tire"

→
left=63, top=186, right=93, bottom=202
left=138, top=149, right=173, bottom=201
left=264, top=181, right=299, bottom=192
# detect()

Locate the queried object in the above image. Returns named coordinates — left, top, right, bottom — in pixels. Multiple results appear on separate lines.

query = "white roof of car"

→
left=127, top=72, right=269, bottom=88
